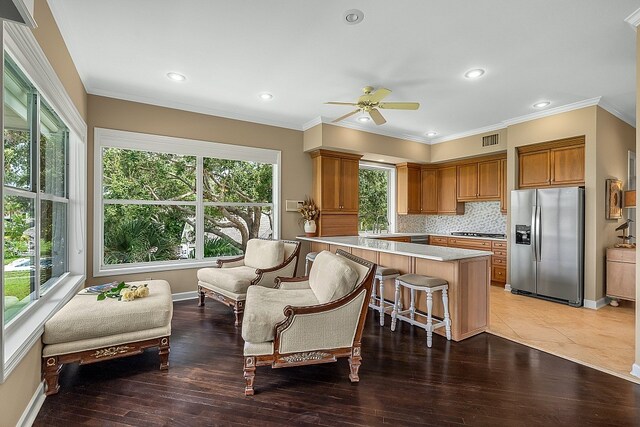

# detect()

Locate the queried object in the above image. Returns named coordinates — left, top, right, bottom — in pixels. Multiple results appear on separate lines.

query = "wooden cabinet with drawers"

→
left=606, top=247, right=636, bottom=303
left=378, top=236, right=412, bottom=243
left=518, top=136, right=585, bottom=189
left=428, top=236, right=507, bottom=284
left=311, top=149, right=363, bottom=236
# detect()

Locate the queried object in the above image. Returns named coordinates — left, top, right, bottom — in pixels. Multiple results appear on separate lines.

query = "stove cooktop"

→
left=451, top=232, right=506, bottom=239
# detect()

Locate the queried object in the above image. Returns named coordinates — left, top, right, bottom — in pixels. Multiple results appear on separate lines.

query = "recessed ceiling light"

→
left=464, top=69, right=485, bottom=79
left=259, top=92, right=273, bottom=100
left=167, top=72, right=186, bottom=82
left=533, top=101, right=551, bottom=108
left=343, top=9, right=364, bottom=25
left=358, top=116, right=371, bottom=123
left=426, top=131, right=438, bottom=137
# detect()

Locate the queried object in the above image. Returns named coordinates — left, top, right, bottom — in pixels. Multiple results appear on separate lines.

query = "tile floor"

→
left=488, top=286, right=638, bottom=383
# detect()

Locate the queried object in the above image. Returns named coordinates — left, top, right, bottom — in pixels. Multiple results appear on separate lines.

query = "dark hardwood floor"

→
left=35, top=300, right=640, bottom=426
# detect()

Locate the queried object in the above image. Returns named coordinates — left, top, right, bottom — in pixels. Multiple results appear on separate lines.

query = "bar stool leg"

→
left=442, top=288, right=452, bottom=341
left=410, top=289, right=416, bottom=321
left=305, top=258, right=310, bottom=276
left=371, top=276, right=378, bottom=304
left=379, top=278, right=386, bottom=326
left=425, top=290, right=433, bottom=348
left=391, top=281, right=401, bottom=332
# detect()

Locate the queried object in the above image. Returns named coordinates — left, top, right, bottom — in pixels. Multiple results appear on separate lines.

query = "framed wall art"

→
left=606, top=178, right=623, bottom=220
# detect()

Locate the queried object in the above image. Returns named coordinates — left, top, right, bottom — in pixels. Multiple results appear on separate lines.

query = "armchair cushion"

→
left=241, top=286, right=318, bottom=343
left=308, top=251, right=359, bottom=304
left=197, top=266, right=258, bottom=293
left=244, top=239, right=284, bottom=269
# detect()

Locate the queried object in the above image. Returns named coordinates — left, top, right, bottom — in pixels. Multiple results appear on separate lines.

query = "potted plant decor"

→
left=298, top=197, right=319, bottom=236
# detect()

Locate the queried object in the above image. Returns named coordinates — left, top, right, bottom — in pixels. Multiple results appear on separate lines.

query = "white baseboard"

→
left=172, top=291, right=198, bottom=302
left=17, top=381, right=45, bottom=427
left=504, top=283, right=512, bottom=292
left=631, top=364, right=640, bottom=379
left=583, top=297, right=610, bottom=310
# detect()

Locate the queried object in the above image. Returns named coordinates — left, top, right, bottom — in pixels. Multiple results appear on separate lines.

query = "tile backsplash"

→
left=397, top=202, right=507, bottom=235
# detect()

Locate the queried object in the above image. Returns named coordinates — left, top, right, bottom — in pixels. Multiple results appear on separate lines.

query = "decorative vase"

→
left=304, top=219, right=317, bottom=236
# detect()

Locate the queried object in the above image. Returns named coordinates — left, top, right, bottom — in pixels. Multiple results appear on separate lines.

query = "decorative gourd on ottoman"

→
left=41, top=280, right=173, bottom=396
left=197, top=239, right=301, bottom=326
left=241, top=250, right=375, bottom=395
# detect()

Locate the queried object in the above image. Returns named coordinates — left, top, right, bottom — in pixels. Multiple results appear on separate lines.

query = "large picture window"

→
left=3, top=56, right=69, bottom=324
left=358, top=162, right=396, bottom=233
left=95, top=129, right=280, bottom=275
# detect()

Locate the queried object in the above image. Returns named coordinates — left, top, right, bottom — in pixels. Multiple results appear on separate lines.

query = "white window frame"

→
left=94, top=128, right=281, bottom=277
left=0, top=22, right=87, bottom=383
left=359, top=161, right=396, bottom=233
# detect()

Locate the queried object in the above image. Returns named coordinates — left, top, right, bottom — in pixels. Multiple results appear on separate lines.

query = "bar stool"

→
left=390, top=274, right=451, bottom=348
left=369, top=266, right=400, bottom=326
left=304, top=252, right=318, bottom=276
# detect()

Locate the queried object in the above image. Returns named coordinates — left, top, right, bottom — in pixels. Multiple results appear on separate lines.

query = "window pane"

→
left=3, top=195, right=36, bottom=323
left=40, top=200, right=68, bottom=294
left=203, top=158, right=272, bottom=203
left=3, top=56, right=34, bottom=190
left=203, top=205, right=273, bottom=256
left=102, top=148, right=196, bottom=201
left=359, top=168, right=389, bottom=231
left=103, top=204, right=195, bottom=264
left=40, top=100, right=68, bottom=197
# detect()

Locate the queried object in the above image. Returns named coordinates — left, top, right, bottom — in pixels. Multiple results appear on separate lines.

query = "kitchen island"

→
left=298, top=236, right=493, bottom=341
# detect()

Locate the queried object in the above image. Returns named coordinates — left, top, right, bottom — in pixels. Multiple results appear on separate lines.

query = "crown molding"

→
left=597, top=99, right=636, bottom=127
left=87, top=87, right=305, bottom=132
left=430, top=123, right=505, bottom=144
left=302, top=116, right=322, bottom=131
left=624, top=8, right=640, bottom=29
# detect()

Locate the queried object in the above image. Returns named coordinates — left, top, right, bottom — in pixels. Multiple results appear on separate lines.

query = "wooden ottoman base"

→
left=42, top=336, right=170, bottom=396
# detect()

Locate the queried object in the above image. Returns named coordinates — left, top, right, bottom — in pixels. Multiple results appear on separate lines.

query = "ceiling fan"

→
left=326, top=86, right=420, bottom=125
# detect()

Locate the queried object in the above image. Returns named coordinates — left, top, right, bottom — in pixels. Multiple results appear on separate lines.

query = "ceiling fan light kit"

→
left=326, top=86, right=420, bottom=126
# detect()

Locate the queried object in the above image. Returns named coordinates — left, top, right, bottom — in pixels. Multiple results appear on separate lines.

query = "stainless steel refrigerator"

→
left=510, top=187, right=584, bottom=306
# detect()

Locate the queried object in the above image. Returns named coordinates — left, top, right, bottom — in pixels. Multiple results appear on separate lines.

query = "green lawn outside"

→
left=4, top=256, right=32, bottom=301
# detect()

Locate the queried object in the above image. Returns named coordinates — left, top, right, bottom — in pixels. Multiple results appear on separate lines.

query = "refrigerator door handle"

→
left=536, top=206, right=542, bottom=260
left=531, top=205, right=537, bottom=261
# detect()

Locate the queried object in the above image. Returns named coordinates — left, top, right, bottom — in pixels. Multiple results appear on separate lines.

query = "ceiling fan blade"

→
left=378, top=102, right=420, bottom=110
left=369, top=88, right=392, bottom=103
left=332, top=109, right=360, bottom=123
left=325, top=102, right=358, bottom=106
left=369, top=109, right=387, bottom=125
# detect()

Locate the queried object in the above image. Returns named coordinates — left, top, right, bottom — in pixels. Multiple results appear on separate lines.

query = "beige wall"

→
left=430, top=128, right=507, bottom=163
left=31, top=0, right=87, bottom=120
left=0, top=0, right=87, bottom=422
left=303, top=123, right=430, bottom=164
left=86, top=95, right=311, bottom=291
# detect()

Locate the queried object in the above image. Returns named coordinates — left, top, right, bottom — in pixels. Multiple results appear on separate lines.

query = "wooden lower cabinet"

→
left=606, top=247, right=636, bottom=302
left=317, top=214, right=358, bottom=237
left=378, top=236, right=411, bottom=243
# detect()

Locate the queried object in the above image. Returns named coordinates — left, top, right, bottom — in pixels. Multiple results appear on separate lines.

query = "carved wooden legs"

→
left=391, top=281, right=401, bottom=331
left=244, top=356, right=256, bottom=396
left=426, top=291, right=434, bottom=348
left=159, top=336, right=170, bottom=370
left=348, top=347, right=362, bottom=383
left=378, top=278, right=385, bottom=326
left=43, top=356, right=62, bottom=396
left=234, top=301, right=244, bottom=327
left=197, top=286, right=205, bottom=307
left=442, top=288, right=452, bottom=341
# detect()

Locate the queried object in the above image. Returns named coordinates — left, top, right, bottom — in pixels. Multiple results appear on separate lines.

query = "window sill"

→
left=93, top=259, right=229, bottom=277
left=2, top=274, right=85, bottom=382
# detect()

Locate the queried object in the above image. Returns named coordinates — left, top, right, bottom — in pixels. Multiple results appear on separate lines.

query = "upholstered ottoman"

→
left=42, top=280, right=173, bottom=395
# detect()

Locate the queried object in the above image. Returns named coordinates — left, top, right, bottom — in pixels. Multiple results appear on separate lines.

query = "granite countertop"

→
left=298, top=236, right=493, bottom=262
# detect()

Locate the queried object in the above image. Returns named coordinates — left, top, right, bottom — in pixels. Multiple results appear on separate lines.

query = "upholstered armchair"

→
left=197, top=239, right=301, bottom=326
left=241, top=249, right=375, bottom=396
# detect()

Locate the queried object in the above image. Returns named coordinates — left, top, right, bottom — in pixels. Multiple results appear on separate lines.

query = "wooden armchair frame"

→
left=198, top=239, right=301, bottom=326
left=243, top=250, right=376, bottom=395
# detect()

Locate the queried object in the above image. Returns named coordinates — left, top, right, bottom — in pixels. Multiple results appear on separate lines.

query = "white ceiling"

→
left=48, top=0, right=639, bottom=144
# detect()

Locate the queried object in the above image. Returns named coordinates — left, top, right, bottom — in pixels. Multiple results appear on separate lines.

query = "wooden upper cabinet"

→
left=519, top=150, right=551, bottom=188
left=318, top=156, right=341, bottom=211
left=551, top=144, right=585, bottom=186
left=518, top=136, right=585, bottom=189
left=457, top=164, right=478, bottom=201
left=397, top=163, right=422, bottom=215
left=500, top=158, right=507, bottom=214
left=478, top=160, right=500, bottom=199
left=421, top=168, right=438, bottom=214
left=437, top=167, right=464, bottom=215
left=340, top=158, right=360, bottom=213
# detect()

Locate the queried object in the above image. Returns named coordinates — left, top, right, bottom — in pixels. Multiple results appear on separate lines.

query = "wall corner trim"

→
left=624, top=8, right=640, bottom=29
left=631, top=363, right=640, bottom=379
left=583, top=297, right=610, bottom=310
left=172, top=291, right=198, bottom=302
left=17, top=381, right=46, bottom=427
left=302, top=116, right=323, bottom=131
